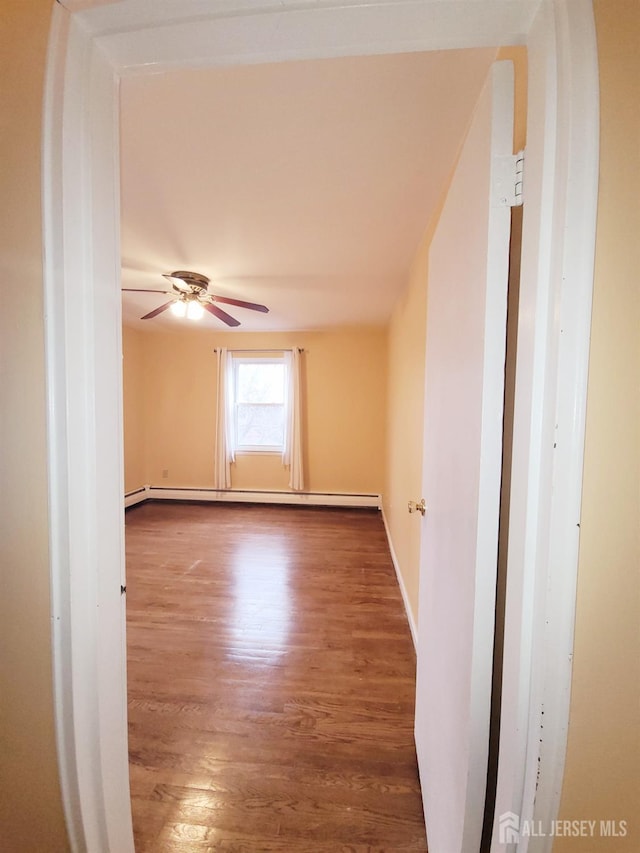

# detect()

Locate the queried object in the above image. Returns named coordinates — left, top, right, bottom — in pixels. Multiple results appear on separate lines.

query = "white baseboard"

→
left=381, top=506, right=418, bottom=650
left=126, top=485, right=381, bottom=510
left=124, top=486, right=148, bottom=508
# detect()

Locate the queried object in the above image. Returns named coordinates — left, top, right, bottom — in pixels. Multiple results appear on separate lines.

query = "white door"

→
left=415, top=60, right=514, bottom=853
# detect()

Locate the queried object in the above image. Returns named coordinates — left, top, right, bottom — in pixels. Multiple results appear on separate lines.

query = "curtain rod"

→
left=213, top=347, right=304, bottom=353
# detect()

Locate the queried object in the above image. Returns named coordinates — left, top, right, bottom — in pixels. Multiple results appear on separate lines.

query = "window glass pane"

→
left=237, top=403, right=285, bottom=447
left=233, top=359, right=287, bottom=449
left=236, top=363, right=285, bottom=404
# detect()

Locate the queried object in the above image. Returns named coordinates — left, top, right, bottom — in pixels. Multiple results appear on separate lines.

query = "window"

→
left=233, top=357, right=286, bottom=452
left=215, top=347, right=304, bottom=490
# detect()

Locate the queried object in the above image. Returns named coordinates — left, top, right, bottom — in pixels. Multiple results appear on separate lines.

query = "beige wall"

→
left=124, top=326, right=387, bottom=495
left=556, top=2, right=640, bottom=848
left=123, top=326, right=147, bottom=492
left=383, top=48, right=527, bottom=630
left=0, top=2, right=70, bottom=851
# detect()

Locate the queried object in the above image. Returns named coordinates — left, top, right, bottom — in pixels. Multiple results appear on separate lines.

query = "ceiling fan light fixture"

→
left=171, top=300, right=187, bottom=318
left=186, top=300, right=204, bottom=320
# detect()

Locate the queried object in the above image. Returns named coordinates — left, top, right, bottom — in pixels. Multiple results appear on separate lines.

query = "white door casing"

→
left=415, top=59, right=514, bottom=853
left=493, top=5, right=599, bottom=850
left=42, top=2, right=598, bottom=851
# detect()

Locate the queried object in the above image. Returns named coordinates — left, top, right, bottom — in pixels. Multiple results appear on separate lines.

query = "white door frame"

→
left=42, top=2, right=598, bottom=850
left=494, top=5, right=599, bottom=850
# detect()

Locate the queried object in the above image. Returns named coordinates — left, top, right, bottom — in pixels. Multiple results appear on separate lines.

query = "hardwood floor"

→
left=126, top=501, right=428, bottom=852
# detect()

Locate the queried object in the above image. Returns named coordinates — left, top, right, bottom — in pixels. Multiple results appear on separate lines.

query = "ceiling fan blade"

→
left=203, top=302, right=241, bottom=327
left=122, top=288, right=169, bottom=293
left=141, top=300, right=175, bottom=320
left=210, top=294, right=269, bottom=313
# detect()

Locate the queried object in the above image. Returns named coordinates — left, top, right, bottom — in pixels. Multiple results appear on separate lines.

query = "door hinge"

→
left=492, top=148, right=525, bottom=208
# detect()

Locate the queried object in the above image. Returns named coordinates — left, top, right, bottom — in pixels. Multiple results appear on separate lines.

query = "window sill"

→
left=235, top=449, right=283, bottom=456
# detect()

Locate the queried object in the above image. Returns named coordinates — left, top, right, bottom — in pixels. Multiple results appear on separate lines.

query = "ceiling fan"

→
left=122, top=270, right=269, bottom=326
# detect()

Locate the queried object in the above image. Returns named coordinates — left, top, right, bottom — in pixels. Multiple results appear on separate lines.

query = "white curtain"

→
left=214, top=347, right=236, bottom=489
left=283, top=348, right=304, bottom=491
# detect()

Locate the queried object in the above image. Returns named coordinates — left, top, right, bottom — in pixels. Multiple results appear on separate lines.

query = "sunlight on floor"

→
left=230, top=534, right=291, bottom=663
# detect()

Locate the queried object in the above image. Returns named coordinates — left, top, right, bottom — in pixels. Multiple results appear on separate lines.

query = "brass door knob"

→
left=408, top=499, right=427, bottom=516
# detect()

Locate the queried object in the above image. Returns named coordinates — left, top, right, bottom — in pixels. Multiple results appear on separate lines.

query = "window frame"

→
left=232, top=355, right=287, bottom=454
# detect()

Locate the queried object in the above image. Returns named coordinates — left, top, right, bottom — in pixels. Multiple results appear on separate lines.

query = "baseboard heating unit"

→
left=125, top=486, right=381, bottom=510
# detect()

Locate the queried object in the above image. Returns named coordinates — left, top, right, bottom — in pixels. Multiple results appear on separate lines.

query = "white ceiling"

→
left=120, top=48, right=497, bottom=330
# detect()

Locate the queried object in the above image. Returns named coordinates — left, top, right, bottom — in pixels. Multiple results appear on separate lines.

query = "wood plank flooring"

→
left=126, top=502, right=428, bottom=852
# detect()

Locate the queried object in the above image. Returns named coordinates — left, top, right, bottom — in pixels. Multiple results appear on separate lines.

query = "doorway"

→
left=43, top=3, right=599, bottom=850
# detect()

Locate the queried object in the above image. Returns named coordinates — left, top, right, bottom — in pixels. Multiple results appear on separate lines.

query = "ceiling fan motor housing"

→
left=165, top=270, right=210, bottom=297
